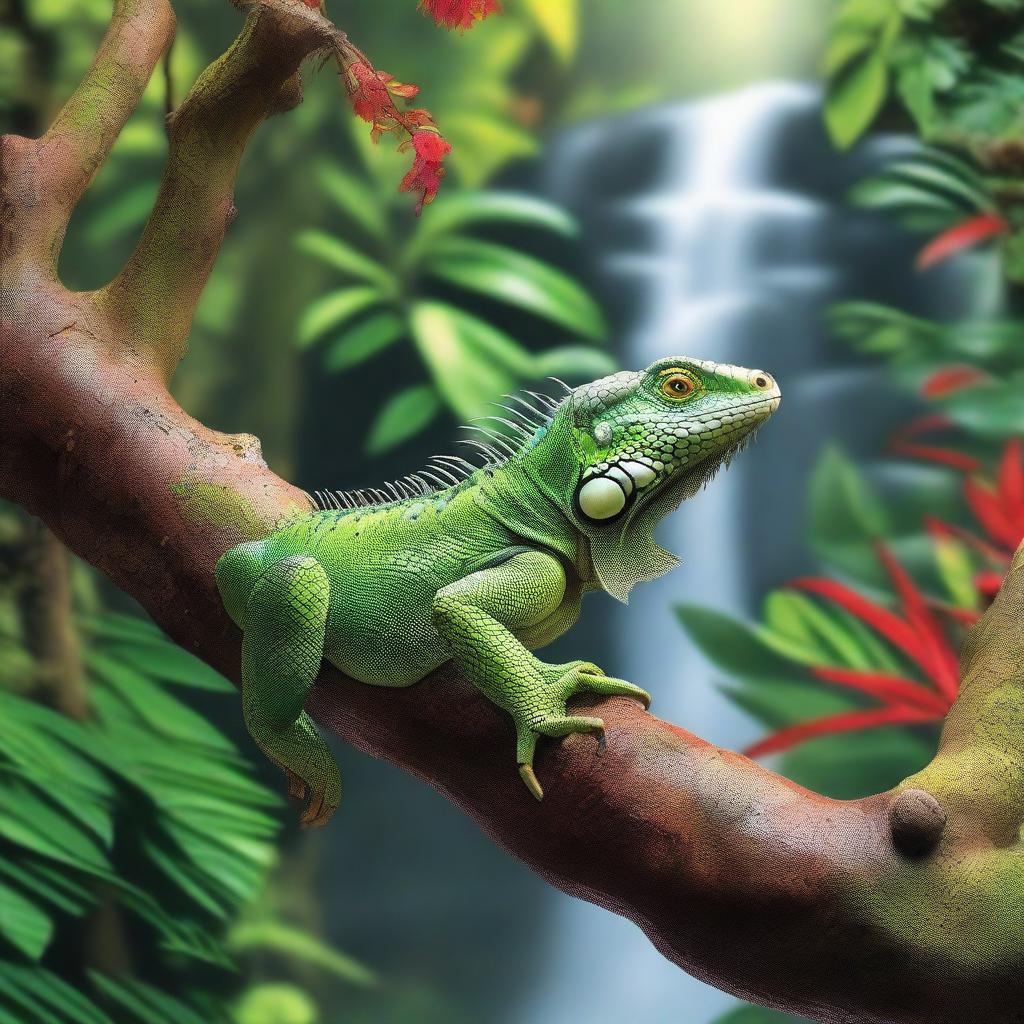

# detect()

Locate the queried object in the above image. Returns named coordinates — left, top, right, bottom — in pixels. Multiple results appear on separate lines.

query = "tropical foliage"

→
left=296, top=172, right=613, bottom=452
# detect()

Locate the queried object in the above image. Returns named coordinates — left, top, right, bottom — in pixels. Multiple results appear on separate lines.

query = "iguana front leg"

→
left=241, top=555, right=341, bottom=827
left=432, top=549, right=650, bottom=800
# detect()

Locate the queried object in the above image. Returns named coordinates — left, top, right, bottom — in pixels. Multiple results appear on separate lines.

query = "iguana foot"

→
left=514, top=661, right=649, bottom=800
left=281, top=762, right=339, bottom=829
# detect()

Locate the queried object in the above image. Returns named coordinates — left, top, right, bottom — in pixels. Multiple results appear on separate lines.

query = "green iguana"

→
left=215, top=357, right=781, bottom=826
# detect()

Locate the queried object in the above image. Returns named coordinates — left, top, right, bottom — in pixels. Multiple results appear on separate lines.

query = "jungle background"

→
left=1, top=1, right=1022, bottom=1022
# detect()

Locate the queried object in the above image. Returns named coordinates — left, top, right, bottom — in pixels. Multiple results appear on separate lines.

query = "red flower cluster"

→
left=745, top=546, right=960, bottom=758
left=418, top=0, right=501, bottom=30
left=337, top=48, right=449, bottom=213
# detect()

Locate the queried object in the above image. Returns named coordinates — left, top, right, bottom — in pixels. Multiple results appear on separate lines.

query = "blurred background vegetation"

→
left=2, top=0, right=1023, bottom=1022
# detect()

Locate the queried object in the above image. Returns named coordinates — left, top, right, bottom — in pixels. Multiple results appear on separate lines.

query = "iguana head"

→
left=520, top=357, right=781, bottom=602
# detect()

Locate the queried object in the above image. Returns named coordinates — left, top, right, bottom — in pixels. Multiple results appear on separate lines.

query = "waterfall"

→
left=519, top=82, right=984, bottom=1024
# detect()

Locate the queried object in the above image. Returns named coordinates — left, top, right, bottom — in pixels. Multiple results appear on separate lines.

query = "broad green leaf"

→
left=315, top=162, right=389, bottom=242
left=426, top=237, right=606, bottom=340
left=780, top=725, right=935, bottom=798
left=365, top=385, right=441, bottom=456
left=522, top=0, right=577, bottom=61
left=824, top=27, right=874, bottom=77
left=532, top=345, right=617, bottom=382
left=294, top=230, right=396, bottom=290
left=440, top=112, right=539, bottom=187
left=229, top=920, right=377, bottom=986
left=933, top=535, right=981, bottom=610
left=104, top=641, right=234, bottom=692
left=408, top=191, right=577, bottom=257
left=808, top=446, right=888, bottom=553
left=675, top=604, right=804, bottom=685
left=409, top=301, right=525, bottom=419
left=720, top=679, right=853, bottom=733
left=296, top=288, right=384, bottom=348
left=0, top=879, right=53, bottom=960
left=325, top=312, right=405, bottom=373
left=825, top=50, right=890, bottom=149
left=760, top=591, right=876, bottom=670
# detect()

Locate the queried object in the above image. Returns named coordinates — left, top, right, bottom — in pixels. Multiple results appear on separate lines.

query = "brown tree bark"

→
left=2, top=3, right=1023, bottom=1022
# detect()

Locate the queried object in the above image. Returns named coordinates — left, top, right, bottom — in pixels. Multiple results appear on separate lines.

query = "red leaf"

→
left=896, top=413, right=954, bottom=438
left=809, top=666, right=950, bottom=714
left=916, top=213, right=1009, bottom=270
left=998, top=438, right=1024, bottom=510
left=920, top=366, right=987, bottom=398
left=966, top=477, right=1022, bottom=550
left=744, top=706, right=939, bottom=759
left=875, top=545, right=959, bottom=700
left=889, top=441, right=981, bottom=472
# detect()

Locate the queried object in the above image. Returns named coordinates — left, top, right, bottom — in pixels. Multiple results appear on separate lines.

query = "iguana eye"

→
left=659, top=371, right=697, bottom=401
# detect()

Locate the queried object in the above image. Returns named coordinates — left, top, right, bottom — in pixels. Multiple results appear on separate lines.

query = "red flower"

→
left=418, top=0, right=501, bottom=30
left=745, top=545, right=960, bottom=759
left=399, top=131, right=451, bottom=213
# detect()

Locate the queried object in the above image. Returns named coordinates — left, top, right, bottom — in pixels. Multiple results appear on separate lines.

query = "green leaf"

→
left=721, top=679, right=854, bottom=733
left=425, top=238, right=607, bottom=340
left=808, top=446, right=889, bottom=558
left=825, top=49, right=890, bottom=149
left=531, top=346, right=618, bottom=382
left=324, top=312, right=405, bottom=373
left=674, top=604, right=804, bottom=685
left=315, top=162, right=389, bottom=242
left=933, top=535, right=981, bottom=610
left=296, top=288, right=384, bottom=348
left=228, top=920, right=377, bottom=986
left=89, top=973, right=210, bottom=1024
left=103, top=641, right=234, bottom=692
left=521, top=0, right=577, bottom=61
left=0, top=858, right=93, bottom=917
left=0, top=880, right=53, bottom=960
left=760, top=591, right=877, bottom=670
left=86, top=649, right=233, bottom=750
left=780, top=725, right=935, bottom=798
left=365, top=385, right=441, bottom=456
left=0, top=963, right=114, bottom=1024
left=410, top=301, right=527, bottom=420
left=294, top=230, right=396, bottom=290
left=409, top=191, right=578, bottom=257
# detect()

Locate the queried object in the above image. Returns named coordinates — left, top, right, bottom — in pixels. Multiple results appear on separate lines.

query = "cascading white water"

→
left=520, top=81, right=983, bottom=1024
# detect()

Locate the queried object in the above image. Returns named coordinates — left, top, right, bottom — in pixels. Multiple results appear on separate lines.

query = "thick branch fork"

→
left=2, top=3, right=1024, bottom=1023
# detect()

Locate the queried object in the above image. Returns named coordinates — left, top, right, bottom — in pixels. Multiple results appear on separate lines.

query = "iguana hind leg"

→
left=241, top=555, right=340, bottom=828
left=433, top=550, right=649, bottom=801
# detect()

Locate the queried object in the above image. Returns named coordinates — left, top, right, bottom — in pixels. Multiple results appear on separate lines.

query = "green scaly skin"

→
left=215, top=357, right=781, bottom=825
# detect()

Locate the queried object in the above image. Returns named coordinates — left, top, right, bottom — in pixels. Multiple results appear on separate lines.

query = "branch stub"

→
left=889, top=788, right=946, bottom=857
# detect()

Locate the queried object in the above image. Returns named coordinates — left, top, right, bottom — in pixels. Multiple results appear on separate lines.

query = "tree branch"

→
left=31, top=0, right=177, bottom=268
left=101, top=0, right=339, bottom=380
left=4, top=4, right=1024, bottom=1022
